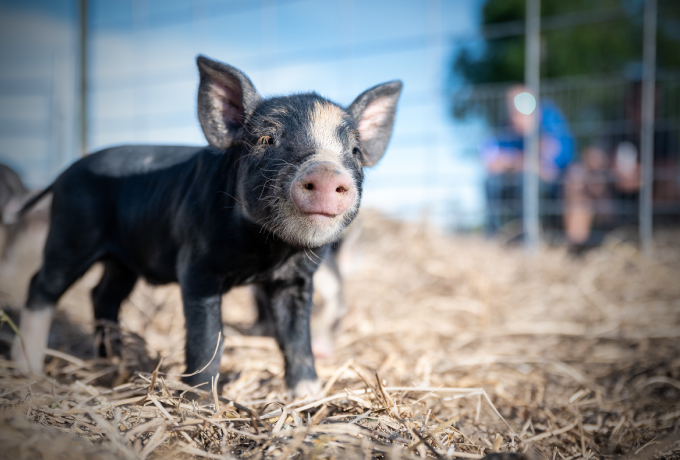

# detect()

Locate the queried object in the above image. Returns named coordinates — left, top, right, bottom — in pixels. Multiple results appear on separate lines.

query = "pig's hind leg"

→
left=310, top=256, right=345, bottom=359
left=11, top=232, right=101, bottom=375
left=91, top=259, right=138, bottom=357
left=250, top=283, right=276, bottom=337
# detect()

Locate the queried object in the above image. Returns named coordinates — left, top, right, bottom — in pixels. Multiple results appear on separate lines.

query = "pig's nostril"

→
left=336, top=186, right=348, bottom=193
left=305, top=183, right=314, bottom=191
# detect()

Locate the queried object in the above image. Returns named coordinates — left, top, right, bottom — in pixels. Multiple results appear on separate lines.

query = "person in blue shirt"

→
left=479, top=85, right=575, bottom=236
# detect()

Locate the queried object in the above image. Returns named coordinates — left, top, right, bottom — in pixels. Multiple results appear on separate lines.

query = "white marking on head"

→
left=308, top=101, right=345, bottom=163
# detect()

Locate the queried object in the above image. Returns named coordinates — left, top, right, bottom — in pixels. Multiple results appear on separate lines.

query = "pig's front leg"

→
left=263, top=278, right=320, bottom=399
left=179, top=268, right=225, bottom=389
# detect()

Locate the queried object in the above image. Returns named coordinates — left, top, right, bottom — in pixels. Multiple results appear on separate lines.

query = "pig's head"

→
left=196, top=55, right=401, bottom=247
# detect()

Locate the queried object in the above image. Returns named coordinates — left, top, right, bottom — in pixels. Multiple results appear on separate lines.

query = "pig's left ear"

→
left=197, top=55, right=261, bottom=149
left=348, top=80, right=402, bottom=167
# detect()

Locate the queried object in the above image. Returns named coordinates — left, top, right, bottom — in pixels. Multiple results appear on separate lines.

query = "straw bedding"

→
left=0, top=210, right=679, bottom=459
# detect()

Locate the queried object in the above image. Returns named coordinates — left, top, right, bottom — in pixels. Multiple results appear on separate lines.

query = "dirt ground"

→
left=0, top=211, right=679, bottom=459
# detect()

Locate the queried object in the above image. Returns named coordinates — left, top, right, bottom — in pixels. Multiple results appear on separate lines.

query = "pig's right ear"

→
left=197, top=55, right=261, bottom=149
left=348, top=80, right=402, bottom=167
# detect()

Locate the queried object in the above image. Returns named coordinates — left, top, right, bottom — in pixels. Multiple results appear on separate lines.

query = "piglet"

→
left=11, top=55, right=401, bottom=398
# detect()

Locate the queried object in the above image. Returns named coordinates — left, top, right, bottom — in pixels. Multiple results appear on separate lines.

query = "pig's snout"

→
left=291, top=162, right=356, bottom=221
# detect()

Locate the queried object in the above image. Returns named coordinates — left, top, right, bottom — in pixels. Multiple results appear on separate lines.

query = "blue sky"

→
left=0, top=0, right=487, bottom=228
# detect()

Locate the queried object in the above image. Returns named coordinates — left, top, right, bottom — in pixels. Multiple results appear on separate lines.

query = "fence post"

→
left=639, top=0, right=657, bottom=255
left=523, top=0, right=541, bottom=254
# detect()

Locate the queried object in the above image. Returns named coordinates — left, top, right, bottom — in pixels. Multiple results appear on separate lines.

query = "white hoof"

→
left=11, top=335, right=44, bottom=376
left=11, top=335, right=32, bottom=375
left=291, top=379, right=322, bottom=400
left=11, top=308, right=53, bottom=376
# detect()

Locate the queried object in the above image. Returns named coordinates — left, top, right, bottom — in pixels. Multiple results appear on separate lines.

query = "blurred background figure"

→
left=479, top=85, right=574, bottom=237
left=563, top=146, right=613, bottom=250
left=0, top=163, right=50, bottom=261
left=562, top=81, right=679, bottom=250
left=0, top=163, right=30, bottom=259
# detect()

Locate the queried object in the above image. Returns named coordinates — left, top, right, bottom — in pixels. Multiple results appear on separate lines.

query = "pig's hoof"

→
left=10, top=337, right=42, bottom=377
left=10, top=349, right=31, bottom=376
left=311, top=337, right=334, bottom=360
left=291, top=379, right=322, bottom=400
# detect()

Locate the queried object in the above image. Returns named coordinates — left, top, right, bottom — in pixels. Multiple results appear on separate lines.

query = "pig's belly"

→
left=140, top=265, right=178, bottom=286
left=107, top=240, right=179, bottom=286
left=138, top=248, right=179, bottom=285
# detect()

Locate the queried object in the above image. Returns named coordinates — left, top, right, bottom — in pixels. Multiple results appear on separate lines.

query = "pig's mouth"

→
left=264, top=203, right=353, bottom=248
left=303, top=211, right=338, bottom=223
left=299, top=210, right=347, bottom=231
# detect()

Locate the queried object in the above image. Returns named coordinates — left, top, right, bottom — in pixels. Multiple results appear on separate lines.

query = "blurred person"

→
left=563, top=81, right=679, bottom=250
left=609, top=82, right=679, bottom=225
left=610, top=140, right=642, bottom=228
left=563, top=146, right=613, bottom=250
left=479, top=85, right=574, bottom=236
left=612, top=141, right=641, bottom=193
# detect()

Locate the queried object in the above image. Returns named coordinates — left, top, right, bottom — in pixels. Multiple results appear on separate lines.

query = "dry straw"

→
left=0, top=210, right=679, bottom=459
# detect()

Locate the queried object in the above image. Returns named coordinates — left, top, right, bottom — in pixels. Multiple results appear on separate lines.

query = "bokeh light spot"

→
left=514, top=92, right=536, bottom=114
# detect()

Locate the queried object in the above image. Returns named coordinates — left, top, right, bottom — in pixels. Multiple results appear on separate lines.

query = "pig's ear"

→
left=197, top=55, right=261, bottom=149
left=348, top=80, right=402, bottom=167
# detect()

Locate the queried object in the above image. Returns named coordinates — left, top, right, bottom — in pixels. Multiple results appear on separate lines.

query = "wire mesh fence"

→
left=451, top=71, right=680, bottom=245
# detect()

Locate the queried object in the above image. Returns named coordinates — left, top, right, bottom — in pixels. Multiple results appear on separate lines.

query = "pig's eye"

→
left=352, top=147, right=361, bottom=157
left=258, top=135, right=274, bottom=146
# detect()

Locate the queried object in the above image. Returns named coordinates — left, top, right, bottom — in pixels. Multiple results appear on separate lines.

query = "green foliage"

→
left=451, top=0, right=680, bottom=112
left=657, top=2, right=680, bottom=70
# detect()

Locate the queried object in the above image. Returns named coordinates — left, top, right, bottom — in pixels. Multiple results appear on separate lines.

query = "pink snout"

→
left=291, top=162, right=356, bottom=221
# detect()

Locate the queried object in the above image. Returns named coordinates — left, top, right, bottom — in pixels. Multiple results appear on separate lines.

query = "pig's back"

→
left=48, top=145, right=212, bottom=283
left=79, top=145, right=205, bottom=178
left=50, top=144, right=207, bottom=232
